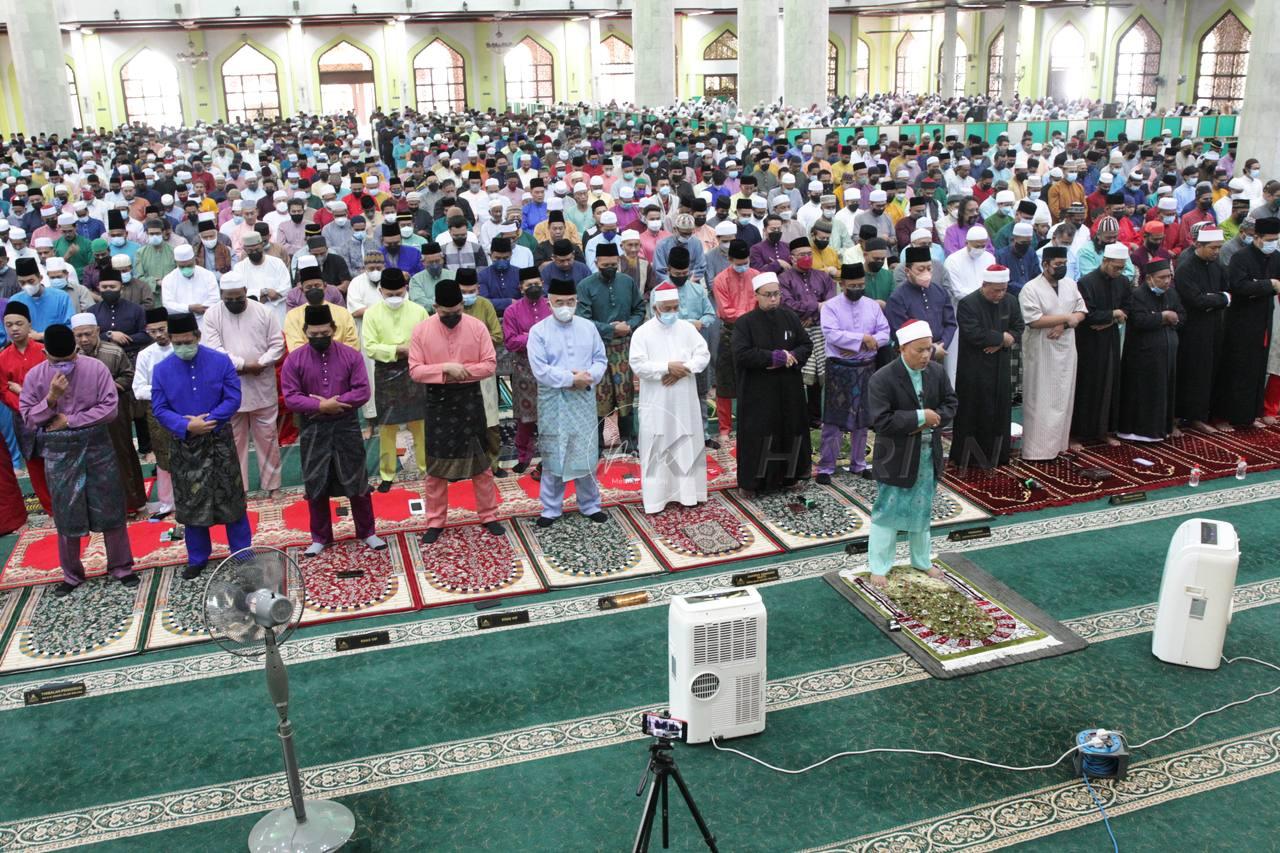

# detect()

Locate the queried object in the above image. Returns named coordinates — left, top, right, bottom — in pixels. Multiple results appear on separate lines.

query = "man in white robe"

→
left=942, top=225, right=995, bottom=385
left=630, top=282, right=711, bottom=513
left=1019, top=245, right=1087, bottom=461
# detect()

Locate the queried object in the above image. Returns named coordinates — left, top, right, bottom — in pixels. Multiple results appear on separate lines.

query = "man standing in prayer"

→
left=0, top=302, right=52, bottom=513
left=815, top=263, right=889, bottom=484
left=281, top=303, right=387, bottom=557
left=864, top=320, right=957, bottom=588
left=885, top=246, right=958, bottom=366
left=1019, top=246, right=1087, bottom=461
left=19, top=323, right=139, bottom=596
left=1175, top=227, right=1231, bottom=432
left=950, top=265, right=1024, bottom=469
left=942, top=225, right=997, bottom=384
left=779, top=236, right=836, bottom=426
left=408, top=279, right=504, bottom=543
left=1071, top=242, right=1131, bottom=448
left=1217, top=220, right=1280, bottom=428
left=70, top=313, right=148, bottom=513
left=711, top=239, right=757, bottom=441
left=201, top=271, right=285, bottom=495
left=630, top=282, right=711, bottom=513
left=10, top=256, right=72, bottom=338
left=151, top=312, right=253, bottom=579
left=527, top=277, right=609, bottom=526
left=161, top=244, right=220, bottom=331
left=660, top=246, right=718, bottom=447
left=132, top=307, right=176, bottom=519
left=503, top=267, right=551, bottom=475
left=732, top=271, right=812, bottom=493
left=575, top=242, right=643, bottom=455
left=361, top=267, right=428, bottom=491
left=1117, top=260, right=1185, bottom=442
left=284, top=266, right=359, bottom=351
left=458, top=268, right=506, bottom=474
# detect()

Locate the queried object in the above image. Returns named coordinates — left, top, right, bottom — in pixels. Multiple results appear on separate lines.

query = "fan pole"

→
left=265, top=631, right=308, bottom=823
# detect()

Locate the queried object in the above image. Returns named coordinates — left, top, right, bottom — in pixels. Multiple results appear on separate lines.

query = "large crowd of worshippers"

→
left=0, top=93, right=1275, bottom=596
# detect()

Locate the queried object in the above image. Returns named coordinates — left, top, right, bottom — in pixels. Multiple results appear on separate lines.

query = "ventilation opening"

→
left=690, top=672, right=720, bottom=700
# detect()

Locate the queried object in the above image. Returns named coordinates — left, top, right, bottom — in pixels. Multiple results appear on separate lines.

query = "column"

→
left=287, top=20, right=312, bottom=114
left=782, top=0, right=828, bottom=108
left=633, top=0, right=676, bottom=107
left=1000, top=0, right=1021, bottom=103
left=1155, top=0, right=1187, bottom=110
left=939, top=2, right=958, bottom=98
left=2, top=0, right=74, bottom=135
left=848, top=15, right=859, bottom=95
left=1237, top=0, right=1280, bottom=169
left=738, top=0, right=777, bottom=109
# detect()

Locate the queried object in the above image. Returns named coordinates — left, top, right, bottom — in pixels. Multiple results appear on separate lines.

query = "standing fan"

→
left=204, top=546, right=356, bottom=852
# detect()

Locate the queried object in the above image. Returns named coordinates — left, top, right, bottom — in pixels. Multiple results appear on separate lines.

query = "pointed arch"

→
left=895, top=32, right=928, bottom=94
left=120, top=47, right=183, bottom=128
left=937, top=36, right=968, bottom=97
left=412, top=38, right=467, bottom=113
left=986, top=28, right=1004, bottom=100
left=311, top=34, right=383, bottom=115
left=213, top=38, right=288, bottom=119
left=703, top=28, right=739, bottom=61
left=66, top=64, right=83, bottom=129
left=220, top=43, right=282, bottom=122
left=1045, top=22, right=1087, bottom=102
left=853, top=39, right=870, bottom=97
left=1195, top=11, right=1250, bottom=111
left=504, top=36, right=555, bottom=106
left=599, top=33, right=635, bottom=104
left=1111, top=16, right=1161, bottom=107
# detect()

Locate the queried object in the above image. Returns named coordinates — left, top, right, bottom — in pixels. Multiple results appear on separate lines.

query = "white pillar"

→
left=288, top=20, right=311, bottom=114
left=1237, top=0, right=1278, bottom=170
left=848, top=15, right=860, bottom=96
left=1000, top=0, right=1021, bottom=104
left=633, top=0, right=676, bottom=107
left=1155, top=0, right=1187, bottom=110
left=939, top=2, right=958, bottom=97
left=3, top=0, right=74, bottom=135
left=588, top=17, right=604, bottom=103
left=738, top=0, right=777, bottom=109
left=783, top=0, right=828, bottom=108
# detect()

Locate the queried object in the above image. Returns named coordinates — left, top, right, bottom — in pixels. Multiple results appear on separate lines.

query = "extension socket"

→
left=1072, top=728, right=1129, bottom=781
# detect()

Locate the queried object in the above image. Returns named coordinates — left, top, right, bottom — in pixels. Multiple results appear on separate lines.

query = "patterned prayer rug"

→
left=620, top=492, right=782, bottom=571
left=403, top=523, right=544, bottom=607
left=278, top=488, right=430, bottom=542
left=513, top=508, right=666, bottom=588
left=824, top=552, right=1086, bottom=679
left=0, top=572, right=154, bottom=674
left=828, top=472, right=991, bottom=529
left=728, top=481, right=873, bottom=551
left=1076, top=443, right=1199, bottom=492
left=942, top=463, right=1069, bottom=515
left=144, top=567, right=212, bottom=651
left=290, top=537, right=418, bottom=627
left=0, top=587, right=20, bottom=648
left=1212, top=424, right=1280, bottom=466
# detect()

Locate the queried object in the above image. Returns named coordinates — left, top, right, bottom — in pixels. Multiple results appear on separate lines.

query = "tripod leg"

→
left=632, top=770, right=663, bottom=853
left=661, top=771, right=669, bottom=849
left=668, top=764, right=719, bottom=853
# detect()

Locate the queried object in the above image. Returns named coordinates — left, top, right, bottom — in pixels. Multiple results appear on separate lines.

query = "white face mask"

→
left=367, top=269, right=382, bottom=283
left=646, top=220, right=661, bottom=232
left=967, top=247, right=985, bottom=259
left=384, top=295, right=404, bottom=308
left=779, top=210, right=792, bottom=220
left=201, top=237, right=217, bottom=249
left=21, top=282, right=39, bottom=296
left=400, top=226, right=414, bottom=239
left=275, top=202, right=287, bottom=214
left=553, top=305, right=575, bottom=323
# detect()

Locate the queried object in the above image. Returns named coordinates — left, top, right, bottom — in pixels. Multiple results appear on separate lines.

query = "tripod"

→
left=632, top=738, right=718, bottom=853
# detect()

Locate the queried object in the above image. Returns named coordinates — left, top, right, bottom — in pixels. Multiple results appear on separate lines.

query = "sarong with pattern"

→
left=170, top=427, right=249, bottom=527
left=511, top=351, right=539, bottom=424
left=822, top=357, right=875, bottom=432
left=374, top=358, right=426, bottom=426
left=800, top=325, right=826, bottom=387
left=423, top=382, right=490, bottom=481
left=42, top=423, right=126, bottom=537
left=595, top=337, right=636, bottom=418
left=299, top=410, right=370, bottom=500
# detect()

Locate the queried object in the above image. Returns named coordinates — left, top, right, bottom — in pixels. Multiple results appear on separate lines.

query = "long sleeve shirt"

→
left=502, top=296, right=552, bottom=353
left=575, top=272, right=644, bottom=342
left=131, top=342, right=172, bottom=401
left=10, top=288, right=73, bottom=332
left=464, top=297, right=503, bottom=347
left=407, top=313, right=497, bottom=386
left=283, top=302, right=360, bottom=352
left=749, top=238, right=791, bottom=274
left=477, top=265, right=523, bottom=314
left=280, top=340, right=370, bottom=419
left=19, top=356, right=118, bottom=431
left=362, top=300, right=429, bottom=362
left=712, top=266, right=760, bottom=322
left=200, top=300, right=285, bottom=412
left=778, top=268, right=836, bottom=324
left=0, top=340, right=45, bottom=413
left=150, top=345, right=242, bottom=439
left=133, top=244, right=176, bottom=289
left=653, top=236, right=707, bottom=283
left=819, top=294, right=890, bottom=363
left=528, top=315, right=607, bottom=387
left=160, top=267, right=220, bottom=330
left=884, top=281, right=958, bottom=349
left=89, top=298, right=150, bottom=356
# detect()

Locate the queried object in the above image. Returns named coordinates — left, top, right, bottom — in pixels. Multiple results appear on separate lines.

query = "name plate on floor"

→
left=947, top=526, right=992, bottom=542
left=24, top=682, right=87, bottom=706
left=334, top=630, right=391, bottom=652
left=731, top=568, right=780, bottom=587
left=477, top=610, right=530, bottom=630
left=335, top=570, right=365, bottom=580
left=1109, top=492, right=1147, bottom=506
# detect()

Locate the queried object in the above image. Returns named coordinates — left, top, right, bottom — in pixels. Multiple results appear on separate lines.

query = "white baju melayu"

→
left=345, top=271, right=383, bottom=420
left=1018, top=274, right=1087, bottom=460
left=233, top=255, right=292, bottom=324
left=160, top=266, right=221, bottom=332
left=941, top=248, right=995, bottom=384
left=629, top=315, right=711, bottom=513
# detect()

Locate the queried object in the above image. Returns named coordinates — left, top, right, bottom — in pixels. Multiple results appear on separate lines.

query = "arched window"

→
left=222, top=44, right=281, bottom=123
left=121, top=48, right=182, bottom=128
left=854, top=40, right=869, bottom=97
left=317, top=41, right=376, bottom=129
left=599, top=35, right=635, bottom=104
left=704, top=75, right=737, bottom=101
left=895, top=33, right=928, bottom=94
left=1046, top=23, right=1087, bottom=102
left=703, top=30, right=738, bottom=61
left=413, top=39, right=466, bottom=114
left=66, top=65, right=83, bottom=129
left=1196, top=12, right=1250, bottom=112
left=937, top=38, right=968, bottom=97
left=987, top=29, right=1004, bottom=100
left=504, top=37, right=555, bottom=106
left=827, top=41, right=838, bottom=99
left=1113, top=17, right=1161, bottom=107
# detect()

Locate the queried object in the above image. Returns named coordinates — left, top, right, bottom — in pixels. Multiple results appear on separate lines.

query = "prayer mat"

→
left=728, top=481, right=873, bottom=551
left=828, top=471, right=991, bottom=529
left=0, top=571, right=154, bottom=674
left=1158, top=431, right=1266, bottom=479
left=404, top=523, right=544, bottom=607
left=1075, top=443, right=1200, bottom=492
left=942, top=463, right=1063, bottom=515
left=0, top=587, right=21, bottom=647
left=289, top=537, right=418, bottom=627
left=513, top=508, right=666, bottom=588
left=1212, top=424, right=1280, bottom=466
left=824, top=552, right=1086, bottom=679
left=144, top=567, right=213, bottom=651
left=279, top=487, right=431, bottom=541
left=620, top=492, right=782, bottom=571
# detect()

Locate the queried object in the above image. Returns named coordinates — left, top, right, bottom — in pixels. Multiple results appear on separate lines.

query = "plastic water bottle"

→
left=1189, top=466, right=1201, bottom=488
left=1236, top=457, right=1247, bottom=480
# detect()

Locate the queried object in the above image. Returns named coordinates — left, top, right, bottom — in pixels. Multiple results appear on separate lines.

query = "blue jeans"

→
left=185, top=513, right=254, bottom=567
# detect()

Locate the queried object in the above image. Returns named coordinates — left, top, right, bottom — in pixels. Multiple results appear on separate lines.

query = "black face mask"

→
left=1198, top=200, right=1212, bottom=211
left=1012, top=243, right=1029, bottom=257
left=101, top=290, right=122, bottom=305
left=599, top=267, right=617, bottom=282
left=304, top=288, right=325, bottom=305
left=814, top=239, right=829, bottom=250
left=224, top=298, right=247, bottom=315
left=452, top=236, right=467, bottom=247
left=96, top=256, right=111, bottom=269
left=843, top=287, right=864, bottom=301
left=1043, top=265, right=1061, bottom=281
left=290, top=213, right=304, bottom=223
left=308, top=335, right=332, bottom=352
left=427, top=183, right=439, bottom=192
left=767, top=231, right=782, bottom=244
left=669, top=274, right=688, bottom=287
left=440, top=313, right=462, bottom=328
left=187, top=212, right=199, bottom=223
left=693, top=216, right=706, bottom=227
left=865, top=260, right=884, bottom=273
left=525, top=285, right=543, bottom=300
left=247, top=250, right=264, bottom=263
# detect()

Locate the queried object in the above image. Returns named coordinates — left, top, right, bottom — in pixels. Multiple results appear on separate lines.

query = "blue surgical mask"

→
left=1162, top=215, right=1175, bottom=225
left=109, top=235, right=126, bottom=247
left=732, top=263, right=748, bottom=274
left=658, top=311, right=677, bottom=326
left=462, top=292, right=478, bottom=306
left=51, top=360, right=75, bottom=375
left=1263, top=240, right=1279, bottom=255
left=492, top=259, right=510, bottom=273
left=1065, top=173, right=1077, bottom=183
left=1243, top=235, right=1254, bottom=246
left=426, top=262, right=443, bottom=277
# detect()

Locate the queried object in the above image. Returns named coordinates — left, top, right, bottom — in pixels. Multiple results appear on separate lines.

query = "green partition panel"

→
left=1142, top=117, right=1164, bottom=140
left=923, top=124, right=945, bottom=142
left=741, top=126, right=756, bottom=140
left=787, top=129, right=806, bottom=145
left=963, top=123, right=984, bottom=142
left=1105, top=119, right=1128, bottom=139
left=1085, top=119, right=1107, bottom=138
left=1047, top=120, right=1070, bottom=142
left=984, top=122, right=1009, bottom=143
left=862, top=127, right=880, bottom=145
left=1161, top=118, right=1182, bottom=137
left=835, top=127, right=860, bottom=145
left=897, top=124, right=922, bottom=143
left=1198, top=116, right=1219, bottom=138
left=1217, top=115, right=1237, bottom=137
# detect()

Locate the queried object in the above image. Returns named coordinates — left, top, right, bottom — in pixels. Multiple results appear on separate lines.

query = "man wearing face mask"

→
left=44, top=257, right=95, bottom=313
left=194, top=215, right=233, bottom=277
left=503, top=268, right=552, bottom=474
left=201, top=272, right=284, bottom=497
left=1115, top=260, right=1184, bottom=443
left=133, top=219, right=177, bottom=293
left=132, top=307, right=176, bottom=519
left=779, top=237, right=836, bottom=425
left=1018, top=246, right=1087, bottom=461
left=231, top=232, right=290, bottom=323
left=408, top=241, right=453, bottom=314
left=477, top=236, right=522, bottom=315
left=815, top=263, right=889, bottom=484
left=151, top=312, right=253, bottom=580
left=19, top=323, right=139, bottom=596
left=458, top=269, right=506, bottom=474
left=378, top=219, right=424, bottom=279
left=1215, top=219, right=1280, bottom=429
left=10, top=256, right=73, bottom=339
left=161, top=245, right=220, bottom=332
left=362, top=267, right=429, bottom=491
left=653, top=214, right=707, bottom=284
left=284, top=265, right=358, bottom=352
left=574, top=242, right=643, bottom=455
left=0, top=302, right=52, bottom=514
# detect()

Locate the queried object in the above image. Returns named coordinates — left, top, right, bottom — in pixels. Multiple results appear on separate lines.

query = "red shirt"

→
left=0, top=340, right=46, bottom=412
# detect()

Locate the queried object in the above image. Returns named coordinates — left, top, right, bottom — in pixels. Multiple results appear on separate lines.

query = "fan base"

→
left=249, top=799, right=355, bottom=852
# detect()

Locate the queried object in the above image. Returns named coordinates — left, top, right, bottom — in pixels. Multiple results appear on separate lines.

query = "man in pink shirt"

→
left=408, top=279, right=503, bottom=543
left=711, top=239, right=760, bottom=439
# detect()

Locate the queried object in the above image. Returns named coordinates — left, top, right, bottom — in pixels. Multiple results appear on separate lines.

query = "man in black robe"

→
left=1117, top=260, right=1184, bottom=441
left=732, top=271, right=812, bottom=493
left=950, top=264, right=1024, bottom=469
left=1071, top=242, right=1130, bottom=448
left=1175, top=227, right=1231, bottom=433
left=1216, top=219, right=1280, bottom=428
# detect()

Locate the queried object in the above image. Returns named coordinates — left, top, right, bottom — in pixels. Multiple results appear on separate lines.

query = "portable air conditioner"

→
left=1152, top=518, right=1239, bottom=670
left=669, top=587, right=767, bottom=744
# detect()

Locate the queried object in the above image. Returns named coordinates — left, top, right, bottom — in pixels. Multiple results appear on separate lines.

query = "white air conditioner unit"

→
left=669, top=587, right=767, bottom=744
left=1152, top=518, right=1239, bottom=670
